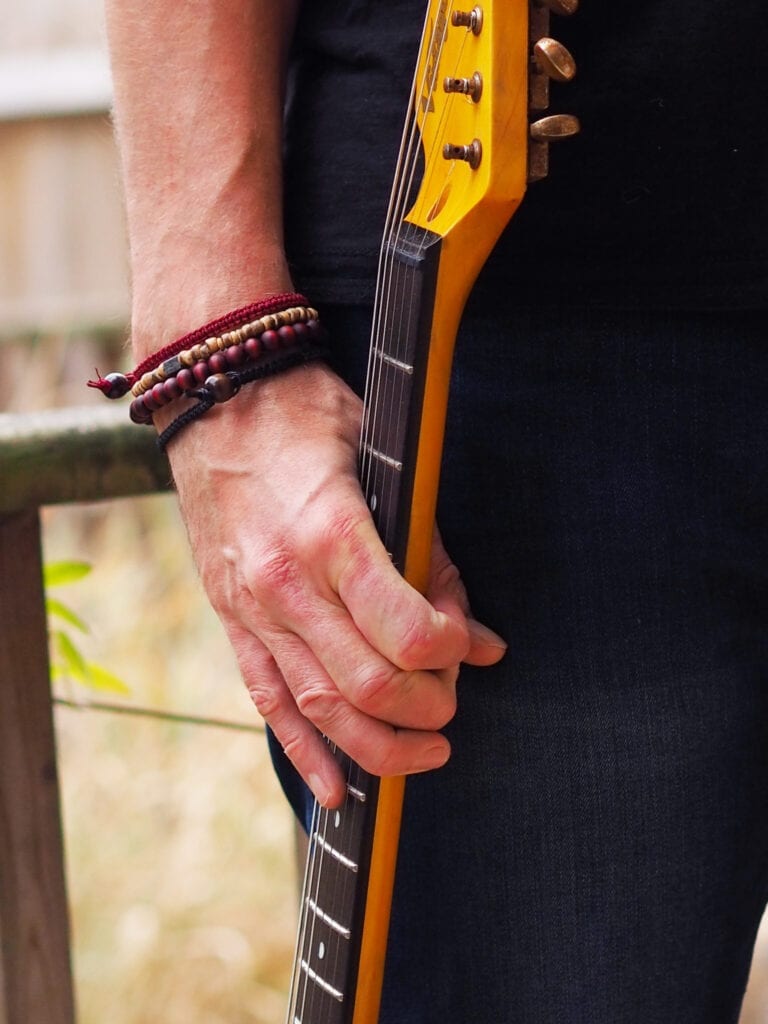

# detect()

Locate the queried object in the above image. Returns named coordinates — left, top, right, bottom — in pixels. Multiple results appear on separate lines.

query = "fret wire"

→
left=289, top=4, right=455, bottom=1017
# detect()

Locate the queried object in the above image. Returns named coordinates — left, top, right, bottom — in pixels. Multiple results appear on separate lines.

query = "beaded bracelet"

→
left=87, top=293, right=310, bottom=399
left=155, top=344, right=328, bottom=452
left=130, top=305, right=318, bottom=399
left=128, top=316, right=323, bottom=424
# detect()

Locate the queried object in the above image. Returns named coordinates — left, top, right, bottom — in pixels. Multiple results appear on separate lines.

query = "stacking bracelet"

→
left=87, top=294, right=328, bottom=449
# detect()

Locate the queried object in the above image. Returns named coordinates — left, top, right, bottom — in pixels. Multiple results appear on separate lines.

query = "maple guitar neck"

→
left=286, top=3, right=579, bottom=1022
left=286, top=230, right=442, bottom=1024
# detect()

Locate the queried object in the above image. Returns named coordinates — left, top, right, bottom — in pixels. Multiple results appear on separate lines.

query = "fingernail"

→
left=309, top=773, right=333, bottom=807
left=468, top=619, right=507, bottom=649
left=420, top=743, right=451, bottom=771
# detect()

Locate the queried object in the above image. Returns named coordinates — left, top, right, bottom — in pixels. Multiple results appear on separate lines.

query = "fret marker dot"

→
left=370, top=493, right=378, bottom=512
left=318, top=941, right=326, bottom=960
left=334, top=810, right=341, bottom=828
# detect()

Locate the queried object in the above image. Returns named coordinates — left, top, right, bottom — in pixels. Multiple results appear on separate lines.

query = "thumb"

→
left=428, top=528, right=507, bottom=667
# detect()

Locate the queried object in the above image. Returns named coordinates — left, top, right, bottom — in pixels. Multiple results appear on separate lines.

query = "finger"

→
left=244, top=534, right=460, bottom=729
left=290, top=598, right=460, bottom=731
left=427, top=527, right=507, bottom=668
left=227, top=624, right=346, bottom=807
left=323, top=507, right=470, bottom=670
left=265, top=628, right=452, bottom=778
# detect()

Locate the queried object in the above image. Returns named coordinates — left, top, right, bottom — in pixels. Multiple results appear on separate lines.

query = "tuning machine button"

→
left=530, top=113, right=580, bottom=141
left=530, top=35, right=576, bottom=111
left=528, top=114, right=579, bottom=182
left=540, top=0, right=578, bottom=15
left=533, top=38, right=576, bottom=83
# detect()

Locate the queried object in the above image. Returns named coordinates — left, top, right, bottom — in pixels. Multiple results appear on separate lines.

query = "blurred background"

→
left=1, top=2, right=297, bottom=1022
left=1, top=0, right=766, bottom=1021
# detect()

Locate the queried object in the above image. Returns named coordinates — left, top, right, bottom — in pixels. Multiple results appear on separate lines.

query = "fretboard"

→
left=286, top=225, right=441, bottom=1024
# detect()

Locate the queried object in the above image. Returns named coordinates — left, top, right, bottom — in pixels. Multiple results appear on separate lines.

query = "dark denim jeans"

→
left=272, top=303, right=768, bottom=1023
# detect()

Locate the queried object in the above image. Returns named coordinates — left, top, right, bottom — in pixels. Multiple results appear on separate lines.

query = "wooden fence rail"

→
left=0, top=406, right=169, bottom=1024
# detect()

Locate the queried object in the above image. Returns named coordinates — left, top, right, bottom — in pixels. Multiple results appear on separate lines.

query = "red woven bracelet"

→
left=87, top=292, right=308, bottom=398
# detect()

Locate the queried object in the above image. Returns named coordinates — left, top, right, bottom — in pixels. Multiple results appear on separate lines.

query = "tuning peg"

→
left=533, top=38, right=577, bottom=83
left=444, top=73, right=483, bottom=102
left=442, top=139, right=482, bottom=169
left=528, top=115, right=580, bottom=183
left=451, top=7, right=483, bottom=33
left=530, top=114, right=580, bottom=141
left=540, top=0, right=578, bottom=15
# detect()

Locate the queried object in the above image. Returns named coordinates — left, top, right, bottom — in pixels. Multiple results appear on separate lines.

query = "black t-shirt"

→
left=284, top=0, right=767, bottom=310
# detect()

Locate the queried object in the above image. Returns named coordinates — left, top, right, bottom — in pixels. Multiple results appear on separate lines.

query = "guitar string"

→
left=377, top=3, right=469, bottom=535
left=363, top=18, right=444, bottom=554
left=288, top=7, right=462, bottom=1019
left=288, top=794, right=322, bottom=1022
left=300, top=11, right=441, bottom=1016
left=386, top=0, right=471, bottom=555
left=360, top=6, right=441, bottom=514
left=301, top=795, right=332, bottom=1024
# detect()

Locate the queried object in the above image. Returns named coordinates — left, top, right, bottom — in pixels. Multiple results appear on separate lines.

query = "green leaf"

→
left=83, top=662, right=131, bottom=696
left=44, top=561, right=91, bottom=587
left=46, top=597, right=89, bottom=633
left=53, top=629, right=89, bottom=679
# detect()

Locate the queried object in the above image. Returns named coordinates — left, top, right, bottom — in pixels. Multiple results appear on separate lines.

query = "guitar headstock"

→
left=405, top=0, right=579, bottom=239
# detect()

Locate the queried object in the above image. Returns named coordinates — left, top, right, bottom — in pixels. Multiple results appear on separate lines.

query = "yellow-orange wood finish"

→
left=351, top=2, right=531, bottom=1021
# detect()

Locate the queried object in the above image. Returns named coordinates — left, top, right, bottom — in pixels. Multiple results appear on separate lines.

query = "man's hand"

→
left=167, top=360, right=506, bottom=806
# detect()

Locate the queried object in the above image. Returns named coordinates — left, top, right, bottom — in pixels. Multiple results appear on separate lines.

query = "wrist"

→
left=129, top=254, right=295, bottom=360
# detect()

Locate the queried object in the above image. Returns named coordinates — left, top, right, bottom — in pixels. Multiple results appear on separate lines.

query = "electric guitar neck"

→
left=286, top=4, right=579, bottom=1022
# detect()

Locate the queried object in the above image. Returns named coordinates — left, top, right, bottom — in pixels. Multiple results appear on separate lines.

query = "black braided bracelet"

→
left=156, top=345, right=329, bottom=452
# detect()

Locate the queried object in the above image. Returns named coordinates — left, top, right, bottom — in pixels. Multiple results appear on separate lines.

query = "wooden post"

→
left=0, top=510, right=76, bottom=1024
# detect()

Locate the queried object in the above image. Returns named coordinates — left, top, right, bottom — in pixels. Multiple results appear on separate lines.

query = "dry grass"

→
left=44, top=495, right=297, bottom=1024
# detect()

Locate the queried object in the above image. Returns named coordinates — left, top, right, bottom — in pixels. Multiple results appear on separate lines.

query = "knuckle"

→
left=351, top=663, right=400, bottom=713
left=433, top=557, right=464, bottom=596
left=392, top=613, right=437, bottom=670
left=295, top=681, right=341, bottom=727
left=247, top=547, right=301, bottom=604
left=316, top=506, right=371, bottom=567
left=245, top=681, right=284, bottom=721
left=281, top=730, right=311, bottom=767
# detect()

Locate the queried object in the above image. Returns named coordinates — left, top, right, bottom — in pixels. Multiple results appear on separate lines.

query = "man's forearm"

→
left=105, top=0, right=299, bottom=357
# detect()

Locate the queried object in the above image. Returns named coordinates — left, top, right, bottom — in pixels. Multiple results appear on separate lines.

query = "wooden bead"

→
left=129, top=397, right=153, bottom=424
left=176, top=368, right=194, bottom=390
left=224, top=344, right=246, bottom=367
left=244, top=337, right=261, bottom=360
left=162, top=377, right=183, bottom=400
left=192, top=360, right=210, bottom=383
left=102, top=373, right=131, bottom=399
left=205, top=373, right=241, bottom=403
